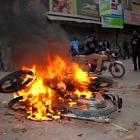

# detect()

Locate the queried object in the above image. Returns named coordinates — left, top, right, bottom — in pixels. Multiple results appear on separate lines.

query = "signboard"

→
left=111, top=0, right=123, bottom=17
left=76, top=0, right=99, bottom=17
left=100, top=0, right=123, bottom=17
left=102, top=16, right=123, bottom=28
left=100, top=0, right=111, bottom=16
left=100, top=0, right=123, bottom=28
left=124, top=10, right=140, bottom=25
left=124, top=0, right=140, bottom=25
left=50, top=0, right=75, bottom=15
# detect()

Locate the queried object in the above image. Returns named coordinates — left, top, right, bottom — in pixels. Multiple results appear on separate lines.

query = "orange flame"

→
left=15, top=56, right=94, bottom=120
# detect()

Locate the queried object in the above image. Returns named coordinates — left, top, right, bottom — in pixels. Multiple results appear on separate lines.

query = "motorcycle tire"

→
left=9, top=97, right=115, bottom=117
left=109, top=63, right=125, bottom=78
left=71, top=99, right=115, bottom=117
left=8, top=96, right=24, bottom=110
left=91, top=76, right=113, bottom=87
left=0, top=70, right=34, bottom=93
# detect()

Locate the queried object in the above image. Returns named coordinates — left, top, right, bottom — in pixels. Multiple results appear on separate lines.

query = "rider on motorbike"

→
left=80, top=31, right=107, bottom=73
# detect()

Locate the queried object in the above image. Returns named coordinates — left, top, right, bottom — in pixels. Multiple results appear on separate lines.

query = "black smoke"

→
left=0, top=0, right=70, bottom=70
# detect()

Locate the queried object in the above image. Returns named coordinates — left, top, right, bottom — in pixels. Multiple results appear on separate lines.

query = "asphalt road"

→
left=0, top=58, right=140, bottom=140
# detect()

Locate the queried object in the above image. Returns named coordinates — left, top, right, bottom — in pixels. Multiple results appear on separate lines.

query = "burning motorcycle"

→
left=0, top=69, right=122, bottom=122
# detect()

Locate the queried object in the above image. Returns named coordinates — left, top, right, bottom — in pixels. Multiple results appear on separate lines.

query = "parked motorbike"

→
left=89, top=49, right=125, bottom=78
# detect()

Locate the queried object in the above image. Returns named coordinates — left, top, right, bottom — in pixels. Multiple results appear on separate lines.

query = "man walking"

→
left=130, top=30, right=140, bottom=71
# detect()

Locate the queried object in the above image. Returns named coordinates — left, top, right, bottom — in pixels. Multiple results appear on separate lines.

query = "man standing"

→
left=123, top=38, right=130, bottom=60
left=71, top=37, right=79, bottom=56
left=130, top=30, right=140, bottom=71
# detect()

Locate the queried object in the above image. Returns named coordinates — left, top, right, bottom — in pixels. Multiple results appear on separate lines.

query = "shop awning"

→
left=46, top=12, right=101, bottom=24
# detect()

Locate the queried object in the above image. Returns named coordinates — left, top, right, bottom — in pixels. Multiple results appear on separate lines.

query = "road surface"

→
left=0, top=59, right=139, bottom=140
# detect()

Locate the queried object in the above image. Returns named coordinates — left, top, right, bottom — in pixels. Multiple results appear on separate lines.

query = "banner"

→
left=111, top=0, right=123, bottom=17
left=101, top=0, right=123, bottom=28
left=100, top=0, right=123, bottom=17
left=101, top=16, right=123, bottom=28
left=124, top=10, right=140, bottom=25
left=100, top=0, right=111, bottom=16
left=76, top=0, right=99, bottom=17
left=124, top=0, right=140, bottom=25
left=50, top=0, right=75, bottom=15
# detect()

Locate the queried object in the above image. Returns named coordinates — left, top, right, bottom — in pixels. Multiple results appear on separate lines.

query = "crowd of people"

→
left=71, top=30, right=140, bottom=72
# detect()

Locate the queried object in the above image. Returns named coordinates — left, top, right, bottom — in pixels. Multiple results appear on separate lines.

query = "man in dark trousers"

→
left=123, top=38, right=130, bottom=60
left=130, top=30, right=140, bottom=71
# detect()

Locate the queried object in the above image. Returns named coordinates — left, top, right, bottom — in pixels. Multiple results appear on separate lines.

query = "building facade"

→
left=46, top=0, right=140, bottom=51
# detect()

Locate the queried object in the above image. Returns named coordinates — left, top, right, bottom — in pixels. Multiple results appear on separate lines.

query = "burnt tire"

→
left=91, top=76, right=113, bottom=87
left=71, top=99, right=115, bottom=117
left=0, top=70, right=34, bottom=93
left=8, top=96, right=24, bottom=110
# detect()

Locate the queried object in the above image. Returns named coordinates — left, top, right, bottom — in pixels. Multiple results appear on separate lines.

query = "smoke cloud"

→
left=0, top=0, right=70, bottom=69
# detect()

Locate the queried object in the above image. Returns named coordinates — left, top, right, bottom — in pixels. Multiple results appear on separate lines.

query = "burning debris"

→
left=0, top=0, right=122, bottom=123
left=0, top=56, right=122, bottom=122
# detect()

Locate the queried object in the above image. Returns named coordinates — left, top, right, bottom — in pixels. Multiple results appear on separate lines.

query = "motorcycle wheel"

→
left=8, top=96, right=24, bottom=110
left=90, top=76, right=113, bottom=87
left=0, top=70, right=35, bottom=93
left=71, top=99, right=115, bottom=117
left=109, top=63, right=125, bottom=78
